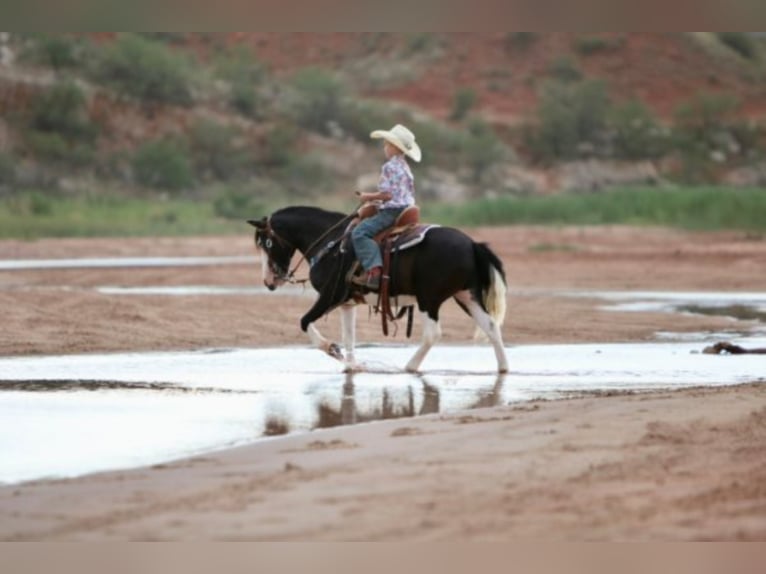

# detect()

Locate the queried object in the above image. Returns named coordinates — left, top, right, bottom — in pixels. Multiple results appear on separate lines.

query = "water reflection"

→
left=312, top=373, right=507, bottom=430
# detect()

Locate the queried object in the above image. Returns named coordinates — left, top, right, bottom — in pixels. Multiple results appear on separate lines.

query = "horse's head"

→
left=248, top=216, right=296, bottom=291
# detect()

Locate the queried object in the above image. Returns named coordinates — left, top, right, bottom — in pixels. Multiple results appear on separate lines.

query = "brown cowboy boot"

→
left=351, top=266, right=381, bottom=290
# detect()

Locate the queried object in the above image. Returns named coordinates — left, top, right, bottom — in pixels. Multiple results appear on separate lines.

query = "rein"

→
left=264, top=209, right=358, bottom=285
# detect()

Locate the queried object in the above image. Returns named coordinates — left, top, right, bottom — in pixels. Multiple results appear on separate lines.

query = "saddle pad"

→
left=389, top=224, right=440, bottom=251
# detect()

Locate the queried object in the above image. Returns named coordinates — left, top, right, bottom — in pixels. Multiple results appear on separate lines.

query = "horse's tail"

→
left=472, top=242, right=507, bottom=337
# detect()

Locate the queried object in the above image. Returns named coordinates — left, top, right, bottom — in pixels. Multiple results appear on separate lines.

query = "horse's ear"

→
left=247, top=217, right=267, bottom=229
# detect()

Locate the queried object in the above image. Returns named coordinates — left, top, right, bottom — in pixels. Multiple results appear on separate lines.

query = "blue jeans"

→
left=351, top=208, right=404, bottom=271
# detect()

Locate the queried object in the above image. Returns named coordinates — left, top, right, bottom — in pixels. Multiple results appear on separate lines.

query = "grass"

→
left=0, top=192, right=245, bottom=239
left=423, top=186, right=766, bottom=232
left=2, top=186, right=766, bottom=240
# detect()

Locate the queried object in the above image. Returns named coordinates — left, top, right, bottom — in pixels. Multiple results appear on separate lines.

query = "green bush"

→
left=24, top=81, right=97, bottom=166
left=261, top=123, right=299, bottom=167
left=25, top=132, right=95, bottom=166
left=547, top=56, right=583, bottom=83
left=189, top=120, right=249, bottom=181
left=336, top=99, right=395, bottom=143
left=574, top=35, right=625, bottom=56
left=504, top=32, right=538, bottom=53
left=92, top=34, right=194, bottom=106
left=717, top=32, right=758, bottom=60
left=276, top=154, right=329, bottom=196
left=608, top=100, right=668, bottom=160
left=460, top=118, right=506, bottom=183
left=290, top=67, right=346, bottom=135
left=450, top=87, right=477, bottom=121
left=29, top=80, right=96, bottom=141
left=215, top=46, right=266, bottom=117
left=18, top=34, right=90, bottom=71
left=672, top=92, right=741, bottom=182
left=213, top=183, right=275, bottom=220
left=132, top=139, right=194, bottom=191
left=532, top=79, right=609, bottom=160
left=0, top=153, right=16, bottom=187
left=405, top=33, right=437, bottom=55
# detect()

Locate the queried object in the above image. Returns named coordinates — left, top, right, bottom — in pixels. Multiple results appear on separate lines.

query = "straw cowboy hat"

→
left=370, top=124, right=422, bottom=162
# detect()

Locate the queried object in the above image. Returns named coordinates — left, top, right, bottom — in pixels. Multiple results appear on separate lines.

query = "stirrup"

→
left=351, top=272, right=380, bottom=291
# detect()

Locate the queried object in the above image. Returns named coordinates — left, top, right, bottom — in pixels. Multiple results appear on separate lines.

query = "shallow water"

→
left=569, top=290, right=766, bottom=318
left=0, top=255, right=256, bottom=271
left=0, top=340, right=764, bottom=485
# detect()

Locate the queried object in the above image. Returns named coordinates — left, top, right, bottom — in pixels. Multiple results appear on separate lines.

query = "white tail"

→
left=474, top=264, right=507, bottom=341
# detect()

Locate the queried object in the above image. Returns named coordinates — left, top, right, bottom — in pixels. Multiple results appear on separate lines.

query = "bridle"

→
left=256, top=211, right=359, bottom=285
left=255, top=217, right=301, bottom=284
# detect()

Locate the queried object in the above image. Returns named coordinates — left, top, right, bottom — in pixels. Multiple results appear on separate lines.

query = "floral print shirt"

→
left=378, top=155, right=415, bottom=209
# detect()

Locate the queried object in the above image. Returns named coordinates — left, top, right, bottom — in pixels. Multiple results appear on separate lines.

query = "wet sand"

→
left=1, top=226, right=765, bottom=539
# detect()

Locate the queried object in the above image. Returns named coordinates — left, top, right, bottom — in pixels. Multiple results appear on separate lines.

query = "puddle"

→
left=569, top=291, right=766, bottom=323
left=0, top=255, right=256, bottom=271
left=0, top=340, right=764, bottom=485
left=96, top=285, right=312, bottom=297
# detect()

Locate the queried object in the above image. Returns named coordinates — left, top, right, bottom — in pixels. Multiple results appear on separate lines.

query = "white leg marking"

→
left=406, top=313, right=441, bottom=373
left=308, top=323, right=343, bottom=362
left=455, top=290, right=508, bottom=373
left=340, top=304, right=357, bottom=370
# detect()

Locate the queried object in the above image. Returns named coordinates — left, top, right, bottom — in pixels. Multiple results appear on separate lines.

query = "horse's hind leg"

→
left=454, top=291, right=508, bottom=373
left=405, top=311, right=442, bottom=373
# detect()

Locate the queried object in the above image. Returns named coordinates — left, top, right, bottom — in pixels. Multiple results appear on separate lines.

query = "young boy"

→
left=351, top=124, right=421, bottom=290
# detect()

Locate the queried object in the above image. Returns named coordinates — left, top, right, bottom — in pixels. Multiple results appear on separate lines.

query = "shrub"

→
left=336, top=99, right=395, bottom=143
left=673, top=92, right=739, bottom=157
left=29, top=80, right=96, bottom=141
left=547, top=56, right=583, bottom=83
left=405, top=33, right=437, bottom=55
left=672, top=92, right=741, bottom=181
left=18, top=34, right=90, bottom=71
left=460, top=118, right=506, bottom=183
left=450, top=87, right=477, bottom=121
left=261, top=123, right=298, bottom=167
left=276, top=154, right=329, bottom=196
left=25, top=132, right=94, bottom=165
left=215, top=46, right=266, bottom=117
left=290, top=67, right=346, bottom=135
left=574, top=35, right=625, bottom=56
left=0, top=153, right=15, bottom=188
left=92, top=34, right=193, bottom=106
left=24, top=81, right=97, bottom=166
left=212, top=182, right=276, bottom=220
left=132, top=139, right=193, bottom=191
left=532, top=79, right=610, bottom=160
left=189, top=120, right=249, bottom=181
left=608, top=100, right=668, bottom=160
left=717, top=32, right=758, bottom=60
left=504, top=32, right=538, bottom=53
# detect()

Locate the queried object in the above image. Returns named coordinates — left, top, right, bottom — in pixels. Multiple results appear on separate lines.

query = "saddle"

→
left=347, top=205, right=439, bottom=337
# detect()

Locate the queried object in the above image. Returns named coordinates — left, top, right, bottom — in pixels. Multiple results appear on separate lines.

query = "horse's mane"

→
left=273, top=205, right=347, bottom=227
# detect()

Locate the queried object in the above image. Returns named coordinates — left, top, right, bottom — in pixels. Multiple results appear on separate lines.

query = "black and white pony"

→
left=248, top=206, right=508, bottom=373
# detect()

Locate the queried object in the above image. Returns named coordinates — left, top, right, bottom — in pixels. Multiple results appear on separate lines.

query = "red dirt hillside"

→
left=219, top=32, right=766, bottom=123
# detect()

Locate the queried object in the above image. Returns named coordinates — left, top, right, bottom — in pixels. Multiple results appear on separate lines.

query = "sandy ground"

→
left=1, top=226, right=765, bottom=540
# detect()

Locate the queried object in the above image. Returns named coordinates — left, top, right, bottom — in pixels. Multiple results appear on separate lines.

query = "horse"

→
left=248, top=205, right=508, bottom=373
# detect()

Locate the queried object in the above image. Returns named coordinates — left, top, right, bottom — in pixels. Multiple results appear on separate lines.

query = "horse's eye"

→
left=265, top=239, right=273, bottom=249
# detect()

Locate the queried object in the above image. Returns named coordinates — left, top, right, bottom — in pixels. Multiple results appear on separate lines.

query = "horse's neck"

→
left=278, top=209, right=345, bottom=255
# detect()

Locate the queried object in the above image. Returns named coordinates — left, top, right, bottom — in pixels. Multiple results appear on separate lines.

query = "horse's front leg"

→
left=306, top=323, right=344, bottom=362
left=301, top=289, right=345, bottom=364
left=340, top=304, right=358, bottom=372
